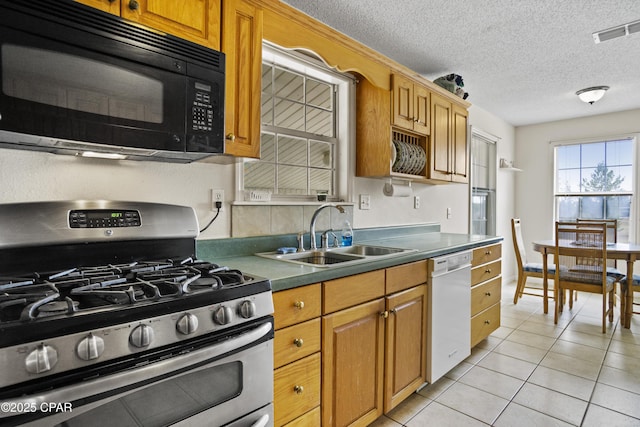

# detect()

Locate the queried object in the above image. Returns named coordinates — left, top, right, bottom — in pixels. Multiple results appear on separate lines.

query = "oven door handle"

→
left=0, top=321, right=272, bottom=417
left=251, top=413, right=270, bottom=427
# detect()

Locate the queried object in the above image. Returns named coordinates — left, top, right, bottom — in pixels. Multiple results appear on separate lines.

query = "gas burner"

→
left=35, top=299, right=80, bottom=318
left=0, top=258, right=256, bottom=324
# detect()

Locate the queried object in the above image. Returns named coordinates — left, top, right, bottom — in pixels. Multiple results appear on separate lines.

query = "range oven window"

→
left=2, top=44, right=163, bottom=124
left=55, top=361, right=242, bottom=427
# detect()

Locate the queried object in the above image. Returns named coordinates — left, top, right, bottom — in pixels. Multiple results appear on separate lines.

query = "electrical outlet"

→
left=414, top=196, right=420, bottom=209
left=446, top=207, right=452, bottom=219
left=211, top=189, right=224, bottom=211
left=359, top=194, right=371, bottom=210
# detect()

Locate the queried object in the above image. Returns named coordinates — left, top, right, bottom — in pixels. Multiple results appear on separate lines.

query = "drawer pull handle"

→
left=389, top=308, right=397, bottom=315
left=485, top=250, right=492, bottom=255
left=380, top=311, right=389, bottom=318
left=293, top=385, right=304, bottom=394
left=485, top=269, right=491, bottom=274
left=293, top=301, right=305, bottom=309
left=293, top=338, right=304, bottom=348
left=485, top=292, right=491, bottom=296
left=484, top=320, right=491, bottom=325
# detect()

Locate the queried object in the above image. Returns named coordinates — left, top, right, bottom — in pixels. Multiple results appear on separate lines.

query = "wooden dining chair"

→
left=511, top=218, right=554, bottom=311
left=554, top=221, right=615, bottom=333
left=576, top=219, right=624, bottom=305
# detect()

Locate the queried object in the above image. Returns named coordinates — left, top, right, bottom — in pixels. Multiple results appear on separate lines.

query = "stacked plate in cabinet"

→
left=391, top=140, right=426, bottom=175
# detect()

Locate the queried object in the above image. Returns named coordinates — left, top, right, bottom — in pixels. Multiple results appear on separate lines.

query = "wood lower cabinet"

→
left=273, top=284, right=322, bottom=426
left=76, top=0, right=221, bottom=49
left=321, top=261, right=428, bottom=426
left=221, top=0, right=263, bottom=158
left=384, top=284, right=427, bottom=412
left=322, top=298, right=386, bottom=427
left=471, top=244, right=502, bottom=347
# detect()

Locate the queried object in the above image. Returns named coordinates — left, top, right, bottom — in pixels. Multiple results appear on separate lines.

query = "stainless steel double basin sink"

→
left=256, top=245, right=416, bottom=268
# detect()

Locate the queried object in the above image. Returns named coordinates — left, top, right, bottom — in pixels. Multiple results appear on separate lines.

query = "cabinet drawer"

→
left=386, top=260, right=428, bottom=294
left=471, top=260, right=501, bottom=286
left=274, top=318, right=321, bottom=369
left=323, top=270, right=385, bottom=314
left=274, top=353, right=321, bottom=426
left=282, top=407, right=320, bottom=427
left=273, top=284, right=321, bottom=330
left=472, top=244, right=501, bottom=267
left=471, top=276, right=501, bottom=315
left=471, top=303, right=500, bottom=347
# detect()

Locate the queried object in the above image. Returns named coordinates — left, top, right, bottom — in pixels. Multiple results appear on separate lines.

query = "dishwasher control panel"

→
left=431, top=250, right=472, bottom=275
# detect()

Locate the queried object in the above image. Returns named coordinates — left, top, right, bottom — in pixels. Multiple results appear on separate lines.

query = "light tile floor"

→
left=370, top=280, right=640, bottom=427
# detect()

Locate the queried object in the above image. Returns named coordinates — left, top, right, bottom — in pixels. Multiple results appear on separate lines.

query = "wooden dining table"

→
left=532, top=240, right=640, bottom=328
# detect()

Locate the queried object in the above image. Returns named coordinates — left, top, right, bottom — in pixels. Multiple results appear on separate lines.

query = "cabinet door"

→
left=391, top=74, right=414, bottom=131
left=75, top=0, right=120, bottom=14
left=322, top=298, right=385, bottom=427
left=429, top=93, right=452, bottom=181
left=222, top=0, right=263, bottom=158
left=121, top=0, right=221, bottom=49
left=384, top=285, right=427, bottom=413
left=413, top=85, right=430, bottom=135
left=451, top=104, right=469, bottom=183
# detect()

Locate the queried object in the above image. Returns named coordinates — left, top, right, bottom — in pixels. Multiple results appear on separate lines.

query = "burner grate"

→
left=0, top=259, right=251, bottom=323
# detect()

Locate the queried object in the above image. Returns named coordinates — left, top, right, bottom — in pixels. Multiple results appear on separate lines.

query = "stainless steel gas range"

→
left=0, top=201, right=274, bottom=427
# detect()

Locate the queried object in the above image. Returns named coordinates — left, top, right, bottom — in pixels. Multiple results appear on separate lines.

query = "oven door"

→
left=3, top=320, right=273, bottom=427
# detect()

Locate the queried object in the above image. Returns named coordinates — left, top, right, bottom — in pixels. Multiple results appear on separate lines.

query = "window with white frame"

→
left=241, top=44, right=353, bottom=201
left=554, top=137, right=635, bottom=242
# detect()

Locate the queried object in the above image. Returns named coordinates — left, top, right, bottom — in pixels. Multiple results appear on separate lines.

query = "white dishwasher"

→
left=426, top=250, right=472, bottom=384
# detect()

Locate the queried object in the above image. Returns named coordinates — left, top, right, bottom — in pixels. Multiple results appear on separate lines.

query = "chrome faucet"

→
left=309, top=203, right=345, bottom=249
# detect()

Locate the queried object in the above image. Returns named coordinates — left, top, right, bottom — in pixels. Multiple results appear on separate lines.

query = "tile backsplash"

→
left=231, top=204, right=354, bottom=238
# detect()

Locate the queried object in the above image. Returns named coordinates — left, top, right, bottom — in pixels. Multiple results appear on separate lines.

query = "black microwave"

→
left=0, top=0, right=225, bottom=162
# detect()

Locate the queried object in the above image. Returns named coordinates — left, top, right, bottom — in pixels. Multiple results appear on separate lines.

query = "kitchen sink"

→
left=256, top=245, right=415, bottom=268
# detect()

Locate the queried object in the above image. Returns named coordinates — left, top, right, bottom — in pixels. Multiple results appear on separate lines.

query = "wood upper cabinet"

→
left=76, top=0, right=221, bottom=50
left=222, top=0, right=263, bottom=158
left=357, top=78, right=469, bottom=184
left=391, top=74, right=430, bottom=135
left=384, top=284, right=427, bottom=413
left=429, top=92, right=469, bottom=183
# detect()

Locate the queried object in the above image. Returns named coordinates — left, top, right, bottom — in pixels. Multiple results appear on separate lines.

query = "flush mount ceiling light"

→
left=593, top=19, right=640, bottom=43
left=576, top=86, right=609, bottom=104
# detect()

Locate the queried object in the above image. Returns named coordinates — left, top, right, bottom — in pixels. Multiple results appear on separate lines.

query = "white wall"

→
left=0, top=149, right=235, bottom=239
left=0, top=104, right=516, bottom=264
left=515, top=108, right=640, bottom=265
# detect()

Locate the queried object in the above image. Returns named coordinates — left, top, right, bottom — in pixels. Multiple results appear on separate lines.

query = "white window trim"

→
left=235, top=42, right=355, bottom=205
left=549, top=133, right=639, bottom=242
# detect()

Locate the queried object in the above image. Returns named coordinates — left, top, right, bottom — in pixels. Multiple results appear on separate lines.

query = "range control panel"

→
left=69, top=210, right=141, bottom=228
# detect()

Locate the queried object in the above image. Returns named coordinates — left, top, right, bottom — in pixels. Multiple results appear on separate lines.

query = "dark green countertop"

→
left=196, top=224, right=503, bottom=292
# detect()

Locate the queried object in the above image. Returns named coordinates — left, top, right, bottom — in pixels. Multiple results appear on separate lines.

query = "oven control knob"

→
left=176, top=313, right=199, bottom=335
left=213, top=305, right=234, bottom=325
left=238, top=300, right=256, bottom=319
left=130, top=324, right=154, bottom=348
left=77, top=333, right=105, bottom=361
left=25, top=344, right=58, bottom=374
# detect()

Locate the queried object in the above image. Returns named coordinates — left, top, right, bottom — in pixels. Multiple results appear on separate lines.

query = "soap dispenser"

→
left=341, top=220, right=353, bottom=247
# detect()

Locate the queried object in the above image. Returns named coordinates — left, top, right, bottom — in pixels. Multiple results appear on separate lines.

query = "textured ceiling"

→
left=282, top=0, right=640, bottom=126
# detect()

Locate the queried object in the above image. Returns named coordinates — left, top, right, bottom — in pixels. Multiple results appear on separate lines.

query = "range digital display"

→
left=69, top=210, right=140, bottom=228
